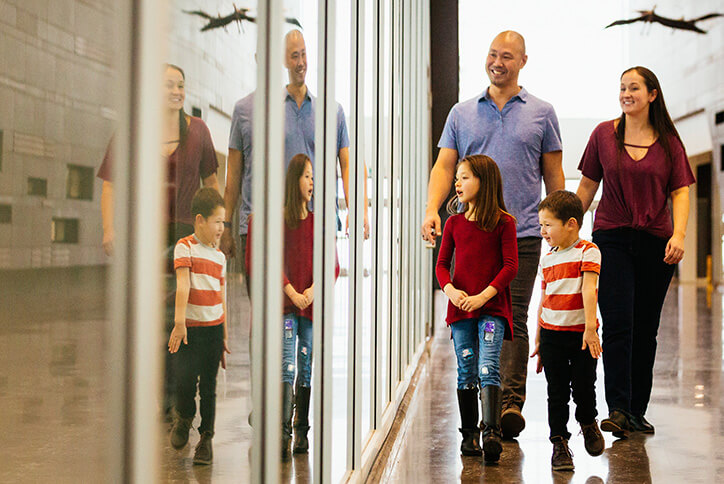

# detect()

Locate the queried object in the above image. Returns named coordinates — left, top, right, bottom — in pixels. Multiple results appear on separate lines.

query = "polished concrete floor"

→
left=385, top=285, right=724, bottom=483
left=3, top=265, right=723, bottom=483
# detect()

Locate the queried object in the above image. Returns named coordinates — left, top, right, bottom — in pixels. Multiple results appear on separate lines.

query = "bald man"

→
left=221, top=30, right=355, bottom=263
left=422, top=31, right=564, bottom=446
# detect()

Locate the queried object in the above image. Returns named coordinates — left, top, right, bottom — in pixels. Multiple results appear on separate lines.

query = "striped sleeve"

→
left=581, top=243, right=601, bottom=274
left=174, top=238, right=192, bottom=269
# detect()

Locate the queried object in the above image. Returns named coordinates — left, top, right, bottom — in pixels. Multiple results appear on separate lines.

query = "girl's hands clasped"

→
left=459, top=294, right=488, bottom=312
left=443, top=284, right=468, bottom=309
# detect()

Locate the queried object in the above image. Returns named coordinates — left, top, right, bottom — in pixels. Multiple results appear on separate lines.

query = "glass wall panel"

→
left=360, top=0, right=376, bottom=443
left=161, top=1, right=263, bottom=481
left=332, top=0, right=351, bottom=479
left=377, top=0, right=393, bottom=417
left=0, top=0, right=124, bottom=481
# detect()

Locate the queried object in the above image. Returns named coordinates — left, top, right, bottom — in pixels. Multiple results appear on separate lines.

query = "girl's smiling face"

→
left=299, top=161, right=314, bottom=203
left=455, top=162, right=480, bottom=206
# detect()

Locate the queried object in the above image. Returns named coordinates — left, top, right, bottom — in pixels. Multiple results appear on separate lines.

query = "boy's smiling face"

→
left=196, top=206, right=226, bottom=247
left=539, top=208, right=577, bottom=249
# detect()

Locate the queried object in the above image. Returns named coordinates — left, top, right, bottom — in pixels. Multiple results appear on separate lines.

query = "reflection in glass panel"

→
left=361, top=0, right=375, bottom=441
left=0, top=0, right=119, bottom=480
left=379, top=0, right=393, bottom=413
left=278, top=13, right=318, bottom=479
left=161, top=1, right=257, bottom=481
left=333, top=0, right=351, bottom=479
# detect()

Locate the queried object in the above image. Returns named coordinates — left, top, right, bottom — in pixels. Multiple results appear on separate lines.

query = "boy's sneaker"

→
left=193, top=431, right=214, bottom=465
left=170, top=413, right=193, bottom=449
left=600, top=410, right=631, bottom=439
left=580, top=420, right=605, bottom=456
left=550, top=436, right=574, bottom=472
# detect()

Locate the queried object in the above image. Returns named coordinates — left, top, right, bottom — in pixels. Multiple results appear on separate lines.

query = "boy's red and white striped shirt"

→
left=539, top=238, right=601, bottom=332
left=174, top=234, right=226, bottom=327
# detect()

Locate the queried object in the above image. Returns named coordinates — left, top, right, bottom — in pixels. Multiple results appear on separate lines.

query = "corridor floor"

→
left=384, top=285, right=724, bottom=483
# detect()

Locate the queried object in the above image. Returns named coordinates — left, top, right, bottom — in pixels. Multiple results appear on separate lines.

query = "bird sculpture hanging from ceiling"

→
left=184, top=5, right=302, bottom=32
left=605, top=7, right=722, bottom=34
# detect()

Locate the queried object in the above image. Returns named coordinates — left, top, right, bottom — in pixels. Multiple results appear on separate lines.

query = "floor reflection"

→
left=388, top=284, right=724, bottom=483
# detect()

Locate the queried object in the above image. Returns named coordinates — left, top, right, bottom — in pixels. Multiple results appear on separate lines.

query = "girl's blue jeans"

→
left=450, top=315, right=506, bottom=390
left=282, top=313, right=313, bottom=387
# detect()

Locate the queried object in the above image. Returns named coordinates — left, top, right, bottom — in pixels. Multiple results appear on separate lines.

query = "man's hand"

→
left=421, top=211, right=441, bottom=246
left=168, top=323, right=188, bottom=354
left=220, top=228, right=236, bottom=259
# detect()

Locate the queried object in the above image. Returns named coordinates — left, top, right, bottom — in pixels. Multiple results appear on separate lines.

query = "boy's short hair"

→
left=538, top=190, right=584, bottom=227
left=191, top=187, right=224, bottom=218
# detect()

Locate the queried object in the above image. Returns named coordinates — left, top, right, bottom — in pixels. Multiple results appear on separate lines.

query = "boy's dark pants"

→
left=540, top=328, right=598, bottom=440
left=174, top=324, right=224, bottom=433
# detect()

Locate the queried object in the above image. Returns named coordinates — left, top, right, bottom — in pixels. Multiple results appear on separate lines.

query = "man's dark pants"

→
left=500, top=237, right=541, bottom=411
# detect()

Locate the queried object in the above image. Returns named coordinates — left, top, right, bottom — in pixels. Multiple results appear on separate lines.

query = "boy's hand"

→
left=529, top=343, right=543, bottom=374
left=460, top=294, right=487, bottom=312
left=302, top=286, right=314, bottom=304
left=582, top=329, right=602, bottom=359
left=168, top=323, right=187, bottom=354
left=290, top=291, right=309, bottom=310
left=221, top=339, right=231, bottom=369
left=443, top=285, right=468, bottom=308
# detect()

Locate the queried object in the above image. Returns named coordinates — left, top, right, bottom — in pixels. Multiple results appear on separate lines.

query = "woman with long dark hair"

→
left=98, top=63, right=220, bottom=253
left=97, top=64, right=221, bottom=422
left=576, top=66, right=695, bottom=437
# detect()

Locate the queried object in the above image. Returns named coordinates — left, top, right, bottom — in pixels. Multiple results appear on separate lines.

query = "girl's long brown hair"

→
left=446, top=154, right=513, bottom=231
left=284, top=153, right=312, bottom=228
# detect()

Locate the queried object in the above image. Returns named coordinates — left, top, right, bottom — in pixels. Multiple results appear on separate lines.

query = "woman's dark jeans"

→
left=593, top=228, right=675, bottom=417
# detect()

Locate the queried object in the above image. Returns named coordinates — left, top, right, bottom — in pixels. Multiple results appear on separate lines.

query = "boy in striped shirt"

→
left=168, top=187, right=230, bottom=465
left=530, top=190, right=604, bottom=472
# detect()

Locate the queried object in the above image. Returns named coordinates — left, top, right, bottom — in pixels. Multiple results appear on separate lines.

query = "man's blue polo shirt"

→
left=438, top=87, right=562, bottom=238
left=229, top=88, right=349, bottom=234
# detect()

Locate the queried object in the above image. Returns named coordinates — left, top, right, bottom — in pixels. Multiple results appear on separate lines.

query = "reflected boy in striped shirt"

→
left=168, top=187, right=230, bottom=465
left=530, top=190, right=605, bottom=472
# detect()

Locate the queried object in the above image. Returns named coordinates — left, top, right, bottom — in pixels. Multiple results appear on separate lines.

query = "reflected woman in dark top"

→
left=98, top=63, right=221, bottom=255
left=97, top=64, right=221, bottom=419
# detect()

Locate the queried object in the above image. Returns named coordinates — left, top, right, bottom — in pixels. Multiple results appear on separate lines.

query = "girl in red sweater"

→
left=436, top=154, right=518, bottom=463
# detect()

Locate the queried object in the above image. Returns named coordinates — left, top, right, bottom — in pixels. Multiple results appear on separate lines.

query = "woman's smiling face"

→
left=164, top=67, right=185, bottom=112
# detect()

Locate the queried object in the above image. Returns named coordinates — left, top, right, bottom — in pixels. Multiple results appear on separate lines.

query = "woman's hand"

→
left=664, top=233, right=685, bottom=265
